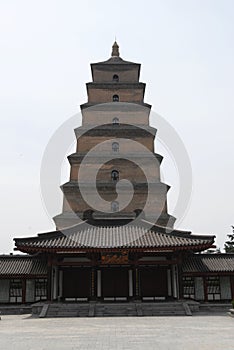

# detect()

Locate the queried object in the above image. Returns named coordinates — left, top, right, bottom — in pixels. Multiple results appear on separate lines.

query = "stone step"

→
left=42, top=302, right=191, bottom=318
left=39, top=304, right=49, bottom=318
left=46, top=305, right=90, bottom=318
left=143, top=310, right=185, bottom=315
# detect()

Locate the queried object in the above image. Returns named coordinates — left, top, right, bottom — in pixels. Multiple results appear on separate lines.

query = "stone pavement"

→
left=0, top=314, right=233, bottom=350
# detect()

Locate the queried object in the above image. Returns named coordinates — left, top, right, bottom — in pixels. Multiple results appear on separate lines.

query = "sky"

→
left=0, top=0, right=234, bottom=253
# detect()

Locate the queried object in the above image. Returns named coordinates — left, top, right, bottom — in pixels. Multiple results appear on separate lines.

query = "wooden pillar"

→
left=177, top=265, right=183, bottom=299
left=135, top=268, right=140, bottom=299
left=172, top=265, right=179, bottom=299
left=167, top=268, right=172, bottom=297
left=203, top=276, right=208, bottom=302
left=230, top=276, right=234, bottom=300
left=97, top=270, right=101, bottom=298
left=91, top=268, right=95, bottom=300
left=128, top=269, right=133, bottom=298
left=22, top=279, right=26, bottom=304
left=47, top=256, right=52, bottom=301
left=52, top=266, right=58, bottom=300
left=58, top=269, right=63, bottom=300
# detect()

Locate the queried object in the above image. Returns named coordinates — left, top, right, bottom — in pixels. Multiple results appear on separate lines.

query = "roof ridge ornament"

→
left=111, top=41, right=120, bottom=57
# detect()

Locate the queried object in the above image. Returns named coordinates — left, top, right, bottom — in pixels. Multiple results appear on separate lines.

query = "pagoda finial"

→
left=111, top=41, right=119, bottom=57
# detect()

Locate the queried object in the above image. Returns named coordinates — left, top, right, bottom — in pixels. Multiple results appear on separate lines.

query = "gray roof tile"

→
left=182, top=254, right=234, bottom=273
left=15, top=225, right=214, bottom=252
left=0, top=256, right=47, bottom=276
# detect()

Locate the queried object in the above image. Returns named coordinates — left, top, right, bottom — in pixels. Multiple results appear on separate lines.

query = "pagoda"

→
left=53, top=41, right=175, bottom=229
left=14, top=42, right=215, bottom=303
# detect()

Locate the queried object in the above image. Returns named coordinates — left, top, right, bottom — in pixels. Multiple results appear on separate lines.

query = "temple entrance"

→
left=62, top=267, right=91, bottom=300
left=101, top=268, right=129, bottom=300
left=139, top=266, right=168, bottom=300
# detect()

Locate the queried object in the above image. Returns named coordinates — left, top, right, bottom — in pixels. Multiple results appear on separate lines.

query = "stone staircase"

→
left=43, top=303, right=90, bottom=318
left=94, top=303, right=138, bottom=317
left=193, top=303, right=231, bottom=315
left=39, top=301, right=192, bottom=318
left=140, top=302, right=192, bottom=316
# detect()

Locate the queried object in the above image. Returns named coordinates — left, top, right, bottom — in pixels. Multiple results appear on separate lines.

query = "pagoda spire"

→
left=111, top=41, right=119, bottom=57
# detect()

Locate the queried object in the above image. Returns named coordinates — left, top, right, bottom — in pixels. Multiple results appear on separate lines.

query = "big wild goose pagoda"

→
left=1, top=42, right=234, bottom=308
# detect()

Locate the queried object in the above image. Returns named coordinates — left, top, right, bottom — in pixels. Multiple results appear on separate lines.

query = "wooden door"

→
left=62, top=268, right=91, bottom=298
left=102, top=268, right=128, bottom=297
left=140, top=266, right=168, bottom=297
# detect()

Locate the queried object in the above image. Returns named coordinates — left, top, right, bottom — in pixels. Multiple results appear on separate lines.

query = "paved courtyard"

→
left=0, top=314, right=233, bottom=350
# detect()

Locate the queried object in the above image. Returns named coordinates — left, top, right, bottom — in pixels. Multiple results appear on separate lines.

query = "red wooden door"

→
left=101, top=268, right=129, bottom=297
left=140, top=266, right=168, bottom=297
left=62, top=268, right=91, bottom=298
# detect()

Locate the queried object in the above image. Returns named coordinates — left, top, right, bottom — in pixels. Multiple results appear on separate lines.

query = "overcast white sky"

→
left=0, top=0, right=234, bottom=253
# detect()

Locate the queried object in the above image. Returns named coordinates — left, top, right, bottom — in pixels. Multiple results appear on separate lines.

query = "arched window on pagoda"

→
left=113, top=94, right=119, bottom=102
left=111, top=170, right=119, bottom=182
left=112, top=142, right=119, bottom=152
left=112, top=117, right=119, bottom=125
left=111, top=201, right=119, bottom=212
left=113, top=74, right=119, bottom=82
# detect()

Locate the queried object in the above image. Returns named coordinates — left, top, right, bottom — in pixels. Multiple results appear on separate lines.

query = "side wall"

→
left=0, top=280, right=10, bottom=303
left=182, top=275, right=233, bottom=302
left=0, top=278, right=47, bottom=304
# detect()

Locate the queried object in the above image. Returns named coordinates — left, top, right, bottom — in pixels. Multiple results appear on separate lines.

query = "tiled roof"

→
left=182, top=254, right=234, bottom=273
left=14, top=224, right=214, bottom=253
left=0, top=256, right=47, bottom=277
left=92, top=56, right=139, bottom=65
